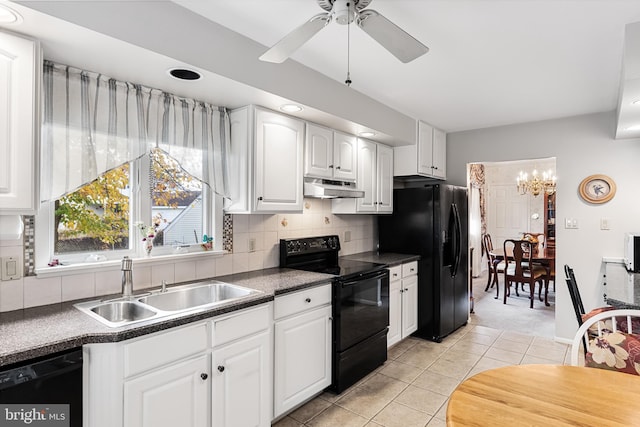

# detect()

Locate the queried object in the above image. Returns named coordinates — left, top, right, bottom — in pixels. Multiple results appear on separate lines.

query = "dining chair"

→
left=570, top=309, right=640, bottom=375
left=503, top=239, right=548, bottom=308
left=482, top=234, right=505, bottom=299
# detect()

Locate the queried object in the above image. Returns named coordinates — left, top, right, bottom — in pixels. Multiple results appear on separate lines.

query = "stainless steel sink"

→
left=90, top=300, right=157, bottom=323
left=137, top=282, right=255, bottom=312
left=75, top=281, right=260, bottom=327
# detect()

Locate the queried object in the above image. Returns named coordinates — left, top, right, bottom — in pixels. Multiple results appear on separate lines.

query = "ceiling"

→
left=173, top=0, right=640, bottom=133
left=4, top=0, right=640, bottom=141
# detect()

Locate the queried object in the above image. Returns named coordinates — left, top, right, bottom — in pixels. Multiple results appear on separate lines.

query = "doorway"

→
left=468, top=158, right=556, bottom=338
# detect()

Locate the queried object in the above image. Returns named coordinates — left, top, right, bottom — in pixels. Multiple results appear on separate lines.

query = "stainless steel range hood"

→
left=303, top=178, right=364, bottom=199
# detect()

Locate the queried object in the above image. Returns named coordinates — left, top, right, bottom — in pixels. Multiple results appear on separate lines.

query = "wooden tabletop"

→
left=446, top=364, right=640, bottom=426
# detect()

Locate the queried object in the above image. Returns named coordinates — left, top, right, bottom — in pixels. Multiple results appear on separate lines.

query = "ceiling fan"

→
left=259, top=0, right=429, bottom=64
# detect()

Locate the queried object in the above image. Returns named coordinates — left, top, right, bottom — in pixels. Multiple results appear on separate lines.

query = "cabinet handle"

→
left=200, top=373, right=209, bottom=380
left=400, top=289, right=403, bottom=293
left=217, top=365, right=225, bottom=373
left=329, top=165, right=334, bottom=169
left=257, top=196, right=263, bottom=201
left=433, top=166, right=438, bottom=170
left=410, top=268, right=415, bottom=272
left=404, top=288, right=409, bottom=292
left=305, top=297, right=311, bottom=303
left=393, top=273, right=398, bottom=277
left=335, top=166, right=341, bottom=170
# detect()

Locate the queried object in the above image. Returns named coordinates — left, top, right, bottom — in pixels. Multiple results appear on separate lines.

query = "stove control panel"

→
left=280, top=235, right=340, bottom=256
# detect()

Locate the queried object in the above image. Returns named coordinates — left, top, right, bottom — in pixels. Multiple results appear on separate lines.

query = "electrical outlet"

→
left=344, top=231, right=352, bottom=242
left=248, top=238, right=256, bottom=252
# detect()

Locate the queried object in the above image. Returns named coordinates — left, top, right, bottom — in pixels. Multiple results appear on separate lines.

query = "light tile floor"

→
left=272, top=323, right=570, bottom=427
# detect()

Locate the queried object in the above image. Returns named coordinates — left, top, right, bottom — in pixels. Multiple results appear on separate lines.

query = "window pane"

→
left=55, top=164, right=130, bottom=254
left=150, top=148, right=204, bottom=247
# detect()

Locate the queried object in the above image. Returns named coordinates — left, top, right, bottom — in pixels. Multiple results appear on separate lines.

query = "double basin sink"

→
left=75, top=281, right=260, bottom=328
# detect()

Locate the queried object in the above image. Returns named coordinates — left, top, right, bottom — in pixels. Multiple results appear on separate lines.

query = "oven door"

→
left=334, top=269, right=390, bottom=352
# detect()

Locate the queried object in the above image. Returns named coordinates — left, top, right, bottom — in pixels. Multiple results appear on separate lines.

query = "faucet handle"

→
left=122, top=256, right=132, bottom=271
left=161, top=280, right=167, bottom=293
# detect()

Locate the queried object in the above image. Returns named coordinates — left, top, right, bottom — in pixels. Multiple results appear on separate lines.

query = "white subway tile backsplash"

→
left=24, top=276, right=61, bottom=308
left=133, top=266, right=152, bottom=290
left=248, top=215, right=266, bottom=233
left=95, top=270, right=122, bottom=296
left=232, top=215, right=249, bottom=233
left=0, top=279, right=24, bottom=312
left=232, top=253, right=249, bottom=274
left=195, top=258, right=216, bottom=280
left=151, top=263, right=175, bottom=288
left=61, top=273, right=95, bottom=302
left=248, top=251, right=264, bottom=271
left=174, top=260, right=197, bottom=283
left=263, top=215, right=278, bottom=232
left=216, top=255, right=233, bottom=276
left=233, top=232, right=249, bottom=253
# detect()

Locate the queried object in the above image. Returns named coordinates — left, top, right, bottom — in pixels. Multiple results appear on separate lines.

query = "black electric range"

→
left=280, top=235, right=390, bottom=393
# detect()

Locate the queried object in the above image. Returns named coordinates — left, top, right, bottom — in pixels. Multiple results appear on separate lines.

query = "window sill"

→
left=34, top=250, right=226, bottom=278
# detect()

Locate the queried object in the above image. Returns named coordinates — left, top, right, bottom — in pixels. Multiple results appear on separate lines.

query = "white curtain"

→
left=41, top=60, right=230, bottom=202
left=469, top=186, right=484, bottom=276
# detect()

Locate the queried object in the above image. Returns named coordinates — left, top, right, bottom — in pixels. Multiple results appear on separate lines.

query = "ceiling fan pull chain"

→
left=345, top=3, right=352, bottom=87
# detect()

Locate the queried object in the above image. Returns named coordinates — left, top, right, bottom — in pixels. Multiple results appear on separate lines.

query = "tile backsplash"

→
left=0, top=199, right=377, bottom=312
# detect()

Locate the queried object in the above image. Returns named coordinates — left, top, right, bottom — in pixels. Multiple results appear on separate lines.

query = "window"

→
left=37, top=61, right=229, bottom=270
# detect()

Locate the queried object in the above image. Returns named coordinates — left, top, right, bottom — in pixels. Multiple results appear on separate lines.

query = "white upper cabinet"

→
left=304, top=123, right=357, bottom=182
left=0, top=31, right=41, bottom=214
left=394, top=120, right=446, bottom=180
left=332, top=140, right=393, bottom=214
left=225, top=106, right=304, bottom=213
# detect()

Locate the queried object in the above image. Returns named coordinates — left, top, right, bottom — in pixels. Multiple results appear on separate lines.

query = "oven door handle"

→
left=338, top=270, right=388, bottom=287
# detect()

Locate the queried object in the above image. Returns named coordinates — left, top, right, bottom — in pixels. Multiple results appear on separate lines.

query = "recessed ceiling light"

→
left=280, top=104, right=303, bottom=113
left=0, top=5, right=22, bottom=24
left=359, top=131, right=376, bottom=138
left=625, top=124, right=640, bottom=131
left=167, top=68, right=201, bottom=81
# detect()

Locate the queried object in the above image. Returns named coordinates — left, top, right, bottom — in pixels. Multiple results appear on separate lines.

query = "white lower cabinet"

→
left=85, top=303, right=272, bottom=427
left=273, top=284, right=332, bottom=419
left=212, top=331, right=271, bottom=427
left=124, top=355, right=209, bottom=427
left=387, top=262, right=419, bottom=347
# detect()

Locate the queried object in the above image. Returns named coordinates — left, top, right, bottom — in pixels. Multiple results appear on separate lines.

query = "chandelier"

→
left=516, top=169, right=556, bottom=197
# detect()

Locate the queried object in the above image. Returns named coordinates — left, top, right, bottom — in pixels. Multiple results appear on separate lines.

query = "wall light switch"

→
left=1, top=256, right=22, bottom=281
left=564, top=218, right=578, bottom=229
left=600, top=218, right=611, bottom=230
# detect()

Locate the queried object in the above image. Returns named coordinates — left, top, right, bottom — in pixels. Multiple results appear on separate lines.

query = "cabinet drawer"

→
left=213, top=304, right=270, bottom=347
left=124, top=322, right=208, bottom=378
left=402, top=261, right=418, bottom=277
left=388, top=266, right=402, bottom=281
left=274, top=284, right=332, bottom=320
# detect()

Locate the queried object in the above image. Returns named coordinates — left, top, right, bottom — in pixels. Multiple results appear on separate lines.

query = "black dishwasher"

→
left=0, top=348, right=82, bottom=427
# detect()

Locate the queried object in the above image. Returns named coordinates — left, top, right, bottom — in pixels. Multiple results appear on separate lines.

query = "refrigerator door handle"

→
left=451, top=203, right=462, bottom=277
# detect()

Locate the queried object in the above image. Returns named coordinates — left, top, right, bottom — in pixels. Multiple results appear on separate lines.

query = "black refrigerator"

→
left=378, top=185, right=468, bottom=342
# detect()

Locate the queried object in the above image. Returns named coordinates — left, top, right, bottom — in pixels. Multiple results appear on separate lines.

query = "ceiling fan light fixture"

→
left=280, top=104, right=303, bottom=113
left=333, top=0, right=356, bottom=25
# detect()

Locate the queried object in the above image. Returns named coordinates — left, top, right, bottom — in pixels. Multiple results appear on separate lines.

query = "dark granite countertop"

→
left=0, top=268, right=333, bottom=367
left=342, top=251, right=420, bottom=266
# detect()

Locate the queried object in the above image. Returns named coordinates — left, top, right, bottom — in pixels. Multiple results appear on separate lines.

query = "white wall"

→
left=448, top=111, right=640, bottom=340
left=0, top=199, right=375, bottom=312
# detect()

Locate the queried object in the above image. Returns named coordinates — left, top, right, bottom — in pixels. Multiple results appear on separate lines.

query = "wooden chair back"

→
left=503, top=239, right=534, bottom=279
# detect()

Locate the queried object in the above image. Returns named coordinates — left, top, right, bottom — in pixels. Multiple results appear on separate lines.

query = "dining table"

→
left=446, top=364, right=640, bottom=426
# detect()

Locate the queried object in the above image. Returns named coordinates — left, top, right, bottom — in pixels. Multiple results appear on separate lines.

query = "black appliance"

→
left=0, top=348, right=83, bottom=427
left=378, top=184, right=468, bottom=342
left=280, top=235, right=389, bottom=393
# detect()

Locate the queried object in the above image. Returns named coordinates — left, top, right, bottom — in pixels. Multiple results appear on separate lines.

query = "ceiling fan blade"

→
left=259, top=13, right=331, bottom=63
left=357, top=9, right=429, bottom=63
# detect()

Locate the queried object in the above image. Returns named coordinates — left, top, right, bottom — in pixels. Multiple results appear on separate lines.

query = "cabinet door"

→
left=388, top=278, right=402, bottom=347
left=376, top=144, right=393, bottom=213
left=356, top=139, right=377, bottom=213
left=212, top=331, right=271, bottom=427
left=225, top=107, right=251, bottom=213
left=305, top=123, right=333, bottom=179
left=417, top=121, right=434, bottom=176
left=254, top=108, right=304, bottom=212
left=333, top=132, right=358, bottom=182
left=124, top=355, right=209, bottom=427
left=274, top=305, right=332, bottom=418
left=401, top=275, right=419, bottom=338
left=432, top=127, right=447, bottom=179
left=0, top=32, right=40, bottom=213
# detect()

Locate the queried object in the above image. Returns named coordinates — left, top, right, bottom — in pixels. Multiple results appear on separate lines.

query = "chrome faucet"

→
left=121, top=256, right=133, bottom=298
left=161, top=280, right=168, bottom=293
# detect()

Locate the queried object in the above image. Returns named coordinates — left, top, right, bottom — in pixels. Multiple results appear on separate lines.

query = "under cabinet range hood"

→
left=303, top=178, right=364, bottom=199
